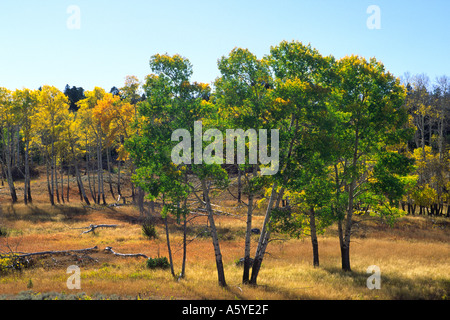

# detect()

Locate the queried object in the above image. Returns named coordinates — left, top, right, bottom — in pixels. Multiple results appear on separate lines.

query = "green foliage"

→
left=0, top=254, right=27, bottom=273
left=146, top=257, right=170, bottom=270
left=126, top=53, right=216, bottom=213
left=142, top=221, right=158, bottom=240
left=370, top=152, right=415, bottom=204
left=0, top=226, right=8, bottom=237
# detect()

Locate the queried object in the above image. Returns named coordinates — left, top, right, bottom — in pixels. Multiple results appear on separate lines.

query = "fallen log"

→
left=104, top=246, right=148, bottom=259
left=77, top=224, right=119, bottom=235
left=16, top=246, right=99, bottom=258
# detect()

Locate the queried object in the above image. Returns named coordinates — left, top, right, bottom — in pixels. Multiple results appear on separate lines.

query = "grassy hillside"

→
left=0, top=174, right=448, bottom=300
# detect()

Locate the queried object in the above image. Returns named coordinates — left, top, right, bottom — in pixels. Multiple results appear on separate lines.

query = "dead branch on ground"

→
left=104, top=246, right=148, bottom=259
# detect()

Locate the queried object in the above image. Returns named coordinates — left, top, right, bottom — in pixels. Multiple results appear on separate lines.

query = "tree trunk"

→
left=340, top=242, right=351, bottom=272
left=2, top=132, right=18, bottom=203
left=337, top=218, right=351, bottom=271
left=24, top=140, right=31, bottom=204
left=309, top=207, right=319, bottom=268
left=67, top=164, right=70, bottom=202
left=180, top=213, right=187, bottom=279
left=342, top=199, right=353, bottom=272
left=96, top=139, right=106, bottom=205
left=242, top=192, right=253, bottom=284
left=54, top=152, right=60, bottom=204
left=60, top=161, right=65, bottom=204
left=340, top=127, right=360, bottom=272
left=131, top=180, right=136, bottom=204
left=46, top=153, right=54, bottom=206
left=106, top=146, right=115, bottom=199
left=163, top=216, right=176, bottom=278
left=138, top=187, right=145, bottom=216
left=76, top=176, right=83, bottom=201
left=201, top=179, right=226, bottom=287
left=74, top=157, right=90, bottom=205
left=1, top=161, right=4, bottom=186
left=71, top=143, right=90, bottom=205
left=242, top=166, right=257, bottom=284
left=237, top=165, right=242, bottom=204
left=86, top=147, right=96, bottom=204
left=180, top=175, right=188, bottom=280
left=117, top=159, right=122, bottom=203
left=4, top=159, right=17, bottom=203
left=97, top=143, right=101, bottom=205
left=250, top=183, right=281, bottom=285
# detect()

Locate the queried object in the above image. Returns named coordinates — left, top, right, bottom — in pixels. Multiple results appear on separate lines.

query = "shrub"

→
left=0, top=226, right=8, bottom=237
left=146, top=257, right=170, bottom=270
left=0, top=254, right=27, bottom=273
left=142, top=221, right=158, bottom=240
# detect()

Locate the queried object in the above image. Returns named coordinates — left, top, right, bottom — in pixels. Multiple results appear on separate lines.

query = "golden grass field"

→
left=0, top=176, right=449, bottom=300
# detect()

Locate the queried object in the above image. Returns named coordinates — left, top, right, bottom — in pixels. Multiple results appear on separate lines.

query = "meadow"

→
left=0, top=175, right=448, bottom=301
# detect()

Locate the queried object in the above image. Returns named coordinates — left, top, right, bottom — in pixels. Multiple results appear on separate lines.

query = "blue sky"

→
left=0, top=0, right=449, bottom=92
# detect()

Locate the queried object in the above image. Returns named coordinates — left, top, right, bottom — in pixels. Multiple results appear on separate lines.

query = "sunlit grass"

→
left=0, top=193, right=448, bottom=300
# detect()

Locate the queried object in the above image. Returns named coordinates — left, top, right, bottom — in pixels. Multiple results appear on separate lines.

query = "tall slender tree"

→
left=13, top=88, right=39, bottom=204
left=0, top=87, right=18, bottom=203
left=330, top=55, right=412, bottom=271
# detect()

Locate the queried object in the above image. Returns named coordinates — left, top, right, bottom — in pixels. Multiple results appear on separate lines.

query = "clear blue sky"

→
left=0, top=0, right=449, bottom=92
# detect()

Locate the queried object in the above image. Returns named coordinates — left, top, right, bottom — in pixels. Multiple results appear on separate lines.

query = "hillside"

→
left=0, top=171, right=448, bottom=300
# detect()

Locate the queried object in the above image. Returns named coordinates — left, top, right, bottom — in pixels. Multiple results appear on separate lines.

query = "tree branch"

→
left=104, top=246, right=148, bottom=259
left=75, top=224, right=119, bottom=235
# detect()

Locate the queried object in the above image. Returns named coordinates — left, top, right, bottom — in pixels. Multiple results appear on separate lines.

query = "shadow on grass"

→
left=321, top=266, right=449, bottom=300
left=2, top=204, right=90, bottom=223
left=175, top=276, right=317, bottom=300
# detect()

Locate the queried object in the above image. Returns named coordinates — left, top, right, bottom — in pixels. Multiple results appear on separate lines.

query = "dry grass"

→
left=0, top=177, right=449, bottom=300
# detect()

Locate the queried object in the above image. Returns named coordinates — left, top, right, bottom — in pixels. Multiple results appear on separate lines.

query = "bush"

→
left=142, top=221, right=158, bottom=240
left=0, top=254, right=27, bottom=273
left=146, top=257, right=170, bottom=270
left=0, top=226, right=8, bottom=237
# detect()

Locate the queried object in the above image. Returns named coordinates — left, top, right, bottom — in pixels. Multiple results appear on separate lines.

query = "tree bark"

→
left=24, top=140, right=32, bottom=204
left=201, top=179, right=227, bottom=287
left=45, top=152, right=54, bottom=206
left=242, top=192, right=253, bottom=284
left=96, top=137, right=106, bottom=205
left=117, top=159, right=122, bottom=203
left=242, top=165, right=256, bottom=284
left=86, top=146, right=96, bottom=204
left=180, top=212, right=187, bottom=279
left=163, top=216, right=175, bottom=278
left=337, top=218, right=351, bottom=271
left=67, top=163, right=70, bottom=202
left=250, top=183, right=281, bottom=285
left=53, top=140, right=59, bottom=204
left=339, top=126, right=360, bottom=272
left=138, top=187, right=145, bottom=216
left=106, top=146, right=115, bottom=199
left=71, top=144, right=90, bottom=205
left=309, top=207, right=319, bottom=268
left=237, top=165, right=242, bottom=204
left=60, top=161, right=65, bottom=203
left=2, top=131, right=18, bottom=203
